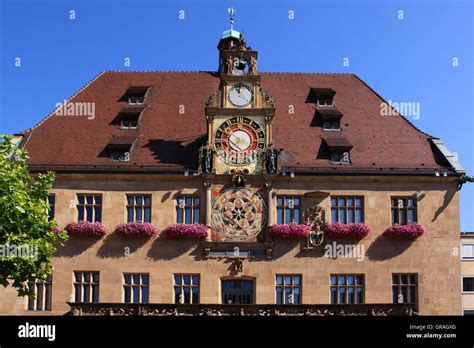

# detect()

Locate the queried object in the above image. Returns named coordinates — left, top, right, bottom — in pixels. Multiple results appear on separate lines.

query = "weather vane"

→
left=228, top=7, right=236, bottom=30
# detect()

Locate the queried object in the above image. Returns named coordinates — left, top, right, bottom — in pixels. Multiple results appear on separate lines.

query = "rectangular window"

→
left=27, top=275, right=52, bottom=311
left=330, top=196, right=364, bottom=224
left=73, top=271, right=99, bottom=303
left=174, top=274, right=200, bottom=304
left=276, top=274, right=302, bottom=304
left=126, top=194, right=152, bottom=223
left=317, top=97, right=333, bottom=106
left=111, top=148, right=131, bottom=162
left=77, top=194, right=102, bottom=222
left=129, top=96, right=145, bottom=105
left=330, top=274, right=364, bottom=304
left=463, top=277, right=474, bottom=292
left=176, top=196, right=200, bottom=224
left=120, top=115, right=139, bottom=129
left=391, top=197, right=417, bottom=225
left=47, top=194, right=55, bottom=221
left=392, top=273, right=418, bottom=309
left=323, top=120, right=340, bottom=130
left=276, top=196, right=301, bottom=224
left=463, top=309, right=474, bottom=316
left=462, top=244, right=474, bottom=260
left=123, top=273, right=149, bottom=304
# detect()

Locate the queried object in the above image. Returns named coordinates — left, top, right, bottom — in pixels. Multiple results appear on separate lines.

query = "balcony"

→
left=67, top=302, right=416, bottom=316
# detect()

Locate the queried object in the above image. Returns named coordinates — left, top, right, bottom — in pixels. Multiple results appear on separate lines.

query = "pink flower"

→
left=65, top=221, right=107, bottom=236
left=161, top=224, right=208, bottom=239
left=324, top=223, right=371, bottom=239
left=115, top=222, right=158, bottom=237
left=268, top=223, right=311, bottom=239
left=384, top=223, right=425, bottom=238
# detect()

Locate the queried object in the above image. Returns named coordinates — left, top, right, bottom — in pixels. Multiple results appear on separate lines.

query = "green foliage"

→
left=0, top=134, right=68, bottom=297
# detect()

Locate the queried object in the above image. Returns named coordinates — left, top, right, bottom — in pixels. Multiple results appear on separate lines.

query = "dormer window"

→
left=317, top=96, right=334, bottom=106
left=104, top=136, right=137, bottom=162
left=323, top=120, right=340, bottom=130
left=121, top=116, right=138, bottom=129
left=110, top=106, right=144, bottom=130
left=129, top=96, right=144, bottom=105
left=316, top=106, right=343, bottom=131
left=112, top=149, right=130, bottom=162
left=121, top=86, right=149, bottom=105
left=323, top=137, right=353, bottom=164
left=309, top=88, right=336, bottom=106
left=331, top=151, right=351, bottom=164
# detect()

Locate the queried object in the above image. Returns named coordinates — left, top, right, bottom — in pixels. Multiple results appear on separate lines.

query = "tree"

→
left=0, top=134, right=67, bottom=296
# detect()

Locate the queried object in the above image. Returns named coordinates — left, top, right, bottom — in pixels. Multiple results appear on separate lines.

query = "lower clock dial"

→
left=214, top=117, right=265, bottom=165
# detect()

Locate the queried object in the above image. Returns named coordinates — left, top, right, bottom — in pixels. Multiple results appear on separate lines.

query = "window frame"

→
left=317, top=97, right=334, bottom=106
left=111, top=148, right=131, bottom=162
left=123, top=273, right=149, bottom=304
left=391, top=196, right=417, bottom=225
left=322, top=120, right=341, bottom=131
left=176, top=196, right=201, bottom=224
left=76, top=193, right=102, bottom=222
left=462, top=276, right=474, bottom=293
left=120, top=118, right=139, bottom=129
left=173, top=274, right=200, bottom=304
left=27, top=275, right=53, bottom=311
left=330, top=274, right=365, bottom=305
left=330, top=196, right=364, bottom=224
left=276, top=196, right=302, bottom=224
left=330, top=151, right=351, bottom=164
left=73, top=271, right=100, bottom=303
left=128, top=95, right=145, bottom=105
left=392, top=273, right=418, bottom=310
left=461, top=243, right=474, bottom=260
left=126, top=194, right=152, bottom=223
left=275, top=274, right=302, bottom=305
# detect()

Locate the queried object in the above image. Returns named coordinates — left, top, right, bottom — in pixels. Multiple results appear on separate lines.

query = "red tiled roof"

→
left=19, top=71, right=453, bottom=174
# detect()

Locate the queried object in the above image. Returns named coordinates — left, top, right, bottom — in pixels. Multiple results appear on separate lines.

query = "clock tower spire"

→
left=202, top=8, right=276, bottom=177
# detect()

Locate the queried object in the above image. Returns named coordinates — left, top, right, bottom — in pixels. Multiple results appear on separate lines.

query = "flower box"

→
left=161, top=224, right=208, bottom=239
left=324, top=222, right=371, bottom=239
left=268, top=223, right=311, bottom=239
left=115, top=222, right=158, bottom=237
left=383, top=223, right=425, bottom=238
left=65, top=221, right=107, bottom=237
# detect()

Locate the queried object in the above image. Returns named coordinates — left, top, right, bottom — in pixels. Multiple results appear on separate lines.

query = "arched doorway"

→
left=221, top=279, right=254, bottom=304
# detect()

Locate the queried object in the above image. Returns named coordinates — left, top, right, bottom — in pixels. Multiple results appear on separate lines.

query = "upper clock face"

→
left=214, top=116, right=265, bottom=165
left=228, top=83, right=253, bottom=107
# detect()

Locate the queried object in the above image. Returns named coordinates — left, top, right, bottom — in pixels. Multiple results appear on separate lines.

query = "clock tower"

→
left=200, top=9, right=276, bottom=243
left=203, top=10, right=275, bottom=177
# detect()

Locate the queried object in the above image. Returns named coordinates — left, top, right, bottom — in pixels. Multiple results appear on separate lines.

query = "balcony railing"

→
left=67, top=302, right=416, bottom=316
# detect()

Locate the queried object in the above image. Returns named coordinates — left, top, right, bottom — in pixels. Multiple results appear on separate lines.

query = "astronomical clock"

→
left=201, top=26, right=276, bottom=243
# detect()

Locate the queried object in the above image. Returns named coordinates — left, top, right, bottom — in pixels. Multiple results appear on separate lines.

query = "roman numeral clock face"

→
left=214, top=117, right=265, bottom=165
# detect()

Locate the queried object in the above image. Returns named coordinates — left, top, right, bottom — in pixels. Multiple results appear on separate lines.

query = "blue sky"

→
left=0, top=0, right=473, bottom=230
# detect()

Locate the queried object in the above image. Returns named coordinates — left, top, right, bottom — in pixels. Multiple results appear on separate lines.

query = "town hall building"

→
left=0, top=18, right=467, bottom=316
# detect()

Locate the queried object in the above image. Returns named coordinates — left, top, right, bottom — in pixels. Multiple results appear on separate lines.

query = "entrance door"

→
left=221, top=280, right=254, bottom=304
